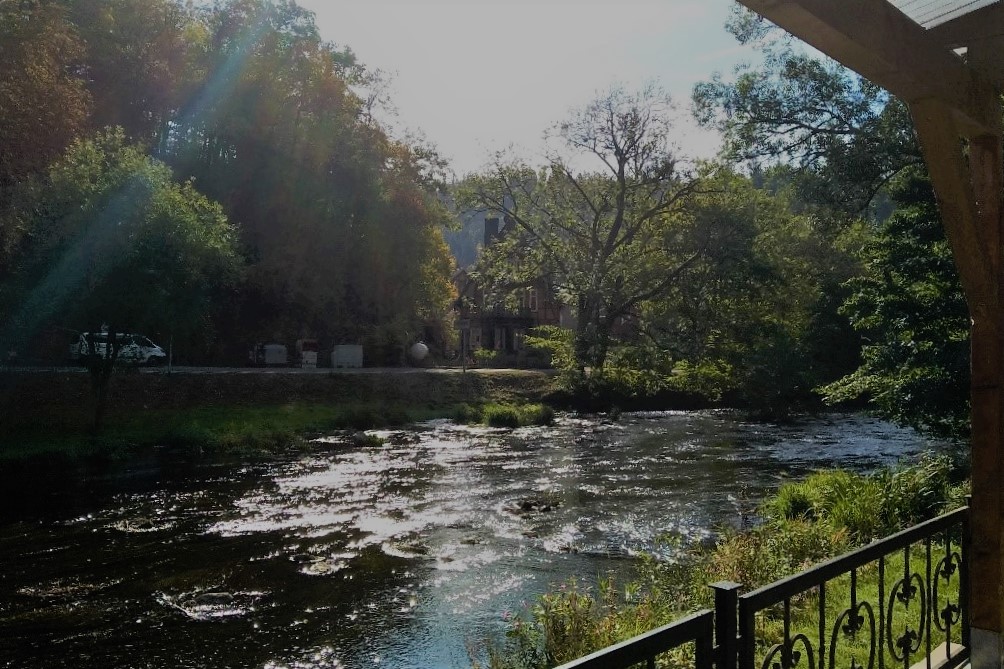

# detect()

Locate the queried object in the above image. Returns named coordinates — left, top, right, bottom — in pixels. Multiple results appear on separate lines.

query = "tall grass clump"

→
left=477, top=454, right=968, bottom=669
left=458, top=403, right=556, bottom=428
left=483, top=404, right=522, bottom=428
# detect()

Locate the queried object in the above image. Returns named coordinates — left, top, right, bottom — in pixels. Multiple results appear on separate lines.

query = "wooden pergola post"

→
left=912, top=97, right=1004, bottom=666
left=731, top=1, right=1004, bottom=665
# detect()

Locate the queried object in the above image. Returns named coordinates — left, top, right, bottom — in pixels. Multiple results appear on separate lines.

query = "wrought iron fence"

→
left=554, top=608, right=716, bottom=669
left=738, top=507, right=969, bottom=669
left=553, top=506, right=969, bottom=669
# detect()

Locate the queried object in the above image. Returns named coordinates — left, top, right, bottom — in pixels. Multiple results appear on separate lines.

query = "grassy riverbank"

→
left=477, top=455, right=969, bottom=669
left=0, top=368, right=558, bottom=464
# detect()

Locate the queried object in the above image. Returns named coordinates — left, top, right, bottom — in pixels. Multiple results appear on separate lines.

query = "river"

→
left=0, top=411, right=949, bottom=669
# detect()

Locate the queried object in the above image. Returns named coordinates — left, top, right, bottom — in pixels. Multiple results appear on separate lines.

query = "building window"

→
left=528, top=288, right=538, bottom=312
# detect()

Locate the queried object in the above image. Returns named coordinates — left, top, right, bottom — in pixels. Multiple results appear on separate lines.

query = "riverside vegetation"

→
left=475, top=454, right=968, bottom=669
left=0, top=398, right=557, bottom=465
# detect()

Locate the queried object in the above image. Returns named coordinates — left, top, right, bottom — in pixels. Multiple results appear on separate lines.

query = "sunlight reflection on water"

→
left=0, top=411, right=946, bottom=669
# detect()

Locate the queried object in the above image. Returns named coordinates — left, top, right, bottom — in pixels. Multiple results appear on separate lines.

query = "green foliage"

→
left=452, top=403, right=481, bottom=424
left=459, top=86, right=707, bottom=379
left=0, top=0, right=90, bottom=192
left=453, top=402, right=555, bottom=428
left=525, top=326, right=577, bottom=385
left=765, top=454, right=958, bottom=541
left=483, top=456, right=965, bottom=668
left=5, top=128, right=242, bottom=348
left=596, top=344, right=678, bottom=398
left=481, top=404, right=521, bottom=428
left=645, top=172, right=862, bottom=413
left=665, top=360, right=736, bottom=401
left=0, top=0, right=458, bottom=366
left=474, top=348, right=501, bottom=367
left=693, top=14, right=968, bottom=435
left=766, top=470, right=886, bottom=541
left=819, top=169, right=970, bottom=440
left=159, top=0, right=457, bottom=357
left=704, top=518, right=850, bottom=589
left=692, top=7, right=922, bottom=214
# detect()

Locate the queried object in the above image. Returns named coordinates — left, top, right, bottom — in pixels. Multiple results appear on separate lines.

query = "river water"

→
left=0, top=411, right=948, bottom=669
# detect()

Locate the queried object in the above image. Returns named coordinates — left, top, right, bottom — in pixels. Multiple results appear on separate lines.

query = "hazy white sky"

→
left=296, top=0, right=756, bottom=176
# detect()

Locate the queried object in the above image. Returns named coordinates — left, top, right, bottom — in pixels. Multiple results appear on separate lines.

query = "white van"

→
left=70, top=332, right=167, bottom=366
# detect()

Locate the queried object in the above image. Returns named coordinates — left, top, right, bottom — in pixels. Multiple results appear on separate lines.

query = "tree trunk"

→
left=85, top=325, right=119, bottom=436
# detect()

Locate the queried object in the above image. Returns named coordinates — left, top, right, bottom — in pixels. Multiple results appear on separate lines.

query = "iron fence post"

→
left=711, top=581, right=742, bottom=669
left=962, top=495, right=971, bottom=650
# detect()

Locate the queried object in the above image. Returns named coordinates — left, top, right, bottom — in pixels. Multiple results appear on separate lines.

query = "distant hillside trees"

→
left=0, top=0, right=456, bottom=365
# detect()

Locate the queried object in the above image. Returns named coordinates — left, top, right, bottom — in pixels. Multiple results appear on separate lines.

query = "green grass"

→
left=478, top=456, right=969, bottom=669
left=0, top=402, right=469, bottom=463
left=455, top=402, right=555, bottom=428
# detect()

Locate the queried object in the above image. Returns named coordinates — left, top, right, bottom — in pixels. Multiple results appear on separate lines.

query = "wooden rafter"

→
left=910, top=99, right=996, bottom=323
left=927, top=1, right=1004, bottom=48
left=739, top=0, right=1002, bottom=138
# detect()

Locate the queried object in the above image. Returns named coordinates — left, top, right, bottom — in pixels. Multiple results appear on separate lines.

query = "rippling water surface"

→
left=0, top=412, right=947, bottom=668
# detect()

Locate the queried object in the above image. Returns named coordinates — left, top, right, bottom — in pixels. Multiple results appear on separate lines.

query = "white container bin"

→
left=332, top=345, right=363, bottom=368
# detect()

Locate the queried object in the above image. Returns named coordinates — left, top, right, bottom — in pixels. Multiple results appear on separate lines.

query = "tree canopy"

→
left=820, top=169, right=970, bottom=439
left=459, top=87, right=707, bottom=379
left=0, top=0, right=457, bottom=365
left=692, top=7, right=922, bottom=215
left=692, top=7, right=971, bottom=436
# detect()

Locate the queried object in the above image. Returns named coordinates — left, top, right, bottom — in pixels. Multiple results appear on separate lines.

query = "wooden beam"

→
left=964, top=36, right=1004, bottom=97
left=927, top=2, right=1004, bottom=48
left=969, top=129, right=1004, bottom=641
left=911, top=95, right=1004, bottom=644
left=909, top=99, right=996, bottom=321
left=739, top=0, right=1002, bottom=137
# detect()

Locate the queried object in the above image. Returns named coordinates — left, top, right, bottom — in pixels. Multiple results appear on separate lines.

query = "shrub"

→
left=480, top=455, right=967, bottom=669
left=706, top=519, right=849, bottom=588
left=483, top=404, right=521, bottom=428
left=878, top=453, right=953, bottom=527
left=473, top=348, right=499, bottom=367
left=765, top=470, right=886, bottom=540
left=764, top=481, right=815, bottom=520
left=520, top=403, right=555, bottom=426
left=480, top=403, right=555, bottom=428
left=452, top=403, right=482, bottom=424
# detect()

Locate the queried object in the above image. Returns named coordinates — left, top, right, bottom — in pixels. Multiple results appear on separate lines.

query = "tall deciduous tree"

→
left=692, top=8, right=973, bottom=433
left=68, top=0, right=192, bottom=145
left=0, top=0, right=91, bottom=272
left=692, top=6, right=921, bottom=214
left=643, top=171, right=863, bottom=415
left=0, top=0, right=90, bottom=191
left=820, top=169, right=969, bottom=439
left=165, top=0, right=455, bottom=359
left=6, top=129, right=241, bottom=430
left=460, top=86, right=707, bottom=380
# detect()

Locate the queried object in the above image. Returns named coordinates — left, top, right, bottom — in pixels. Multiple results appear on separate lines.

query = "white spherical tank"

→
left=409, top=342, right=429, bottom=361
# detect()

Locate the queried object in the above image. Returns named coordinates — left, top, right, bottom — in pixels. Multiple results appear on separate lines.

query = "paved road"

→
left=2, top=364, right=551, bottom=376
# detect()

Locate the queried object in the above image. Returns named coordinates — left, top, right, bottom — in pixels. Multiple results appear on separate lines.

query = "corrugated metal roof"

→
left=888, top=0, right=1002, bottom=28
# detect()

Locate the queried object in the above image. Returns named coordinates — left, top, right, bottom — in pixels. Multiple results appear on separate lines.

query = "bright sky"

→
left=297, top=0, right=757, bottom=177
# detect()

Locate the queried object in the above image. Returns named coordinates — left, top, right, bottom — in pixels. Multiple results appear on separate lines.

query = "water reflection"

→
left=0, top=412, right=945, bottom=668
